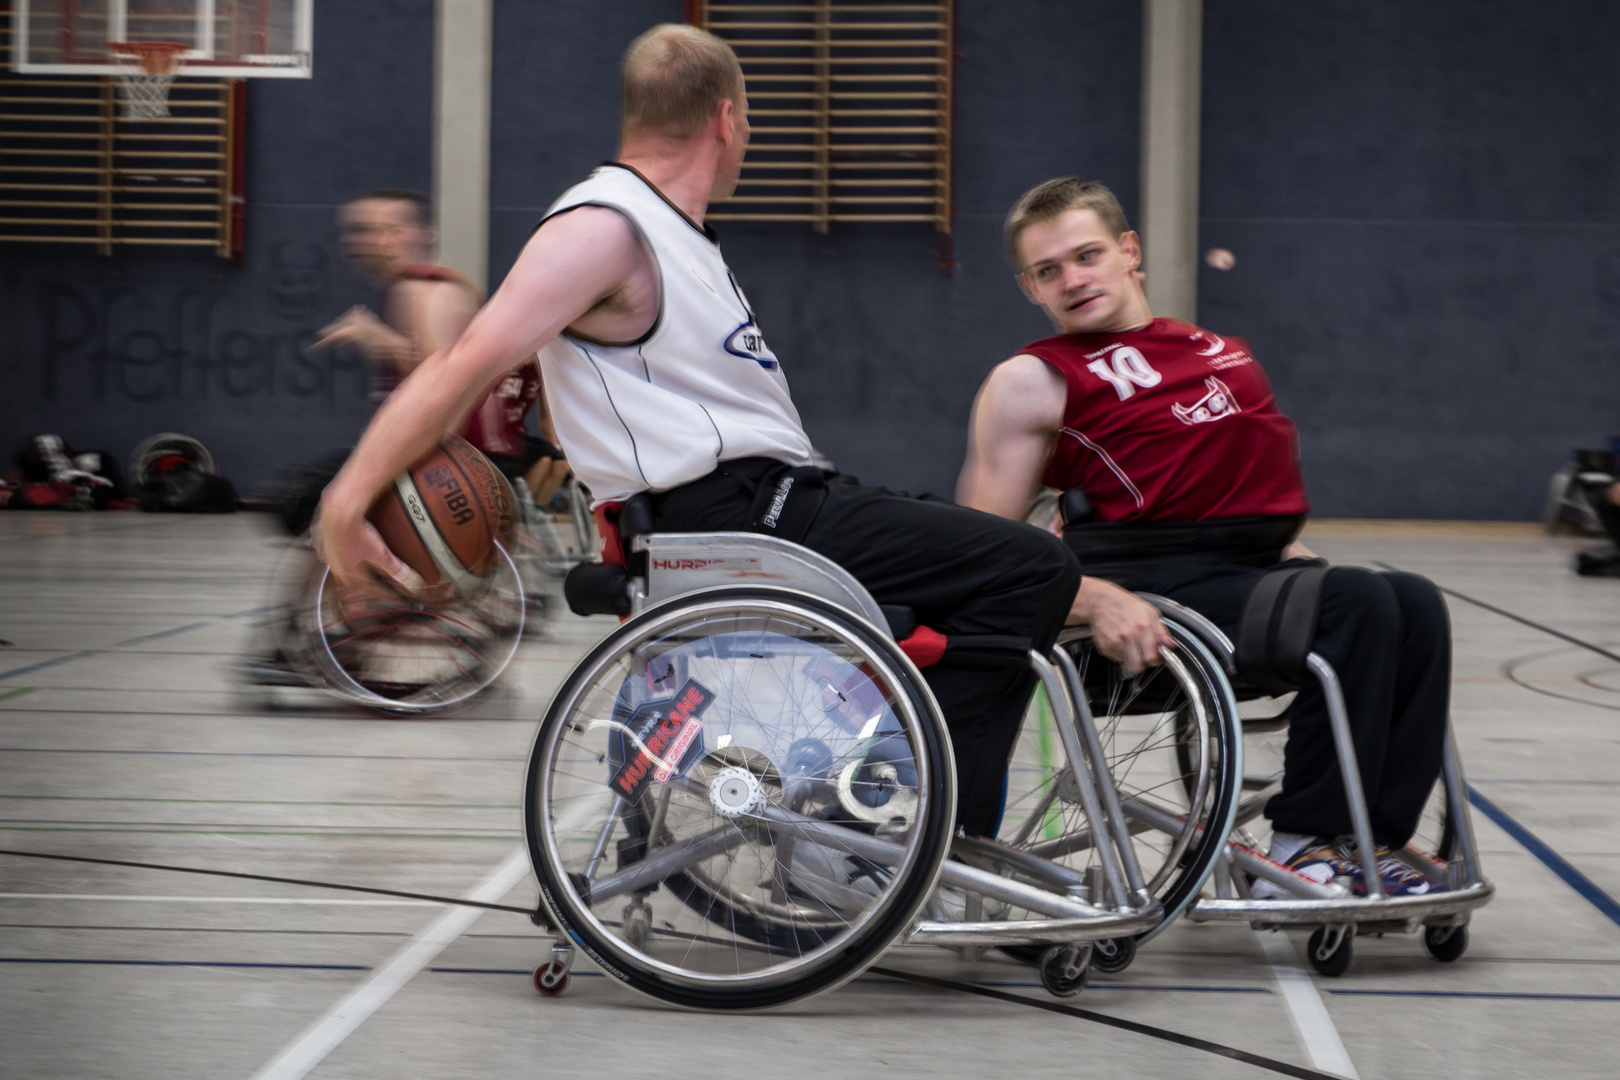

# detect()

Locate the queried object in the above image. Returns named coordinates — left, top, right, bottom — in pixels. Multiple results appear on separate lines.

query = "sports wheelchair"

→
left=521, top=500, right=1247, bottom=1008
left=1149, top=572, right=1494, bottom=976
left=237, top=531, right=529, bottom=715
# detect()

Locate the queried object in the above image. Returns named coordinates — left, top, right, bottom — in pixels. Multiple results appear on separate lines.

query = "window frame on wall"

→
left=0, top=1, right=248, bottom=258
left=692, top=0, right=955, bottom=237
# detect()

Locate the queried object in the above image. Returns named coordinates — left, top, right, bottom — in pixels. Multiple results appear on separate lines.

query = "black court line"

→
left=1372, top=562, right=1620, bottom=666
left=0, top=957, right=368, bottom=972
left=0, top=848, right=535, bottom=916
left=868, top=967, right=1338, bottom=1080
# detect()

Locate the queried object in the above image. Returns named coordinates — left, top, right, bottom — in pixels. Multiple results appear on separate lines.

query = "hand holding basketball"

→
left=312, top=505, right=426, bottom=599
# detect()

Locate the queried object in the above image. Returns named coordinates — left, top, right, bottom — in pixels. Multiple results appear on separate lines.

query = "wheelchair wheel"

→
left=996, top=620, right=1241, bottom=941
left=523, top=586, right=954, bottom=1010
left=308, top=543, right=525, bottom=714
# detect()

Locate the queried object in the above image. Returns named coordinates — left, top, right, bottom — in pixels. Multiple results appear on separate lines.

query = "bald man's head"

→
left=621, top=24, right=745, bottom=141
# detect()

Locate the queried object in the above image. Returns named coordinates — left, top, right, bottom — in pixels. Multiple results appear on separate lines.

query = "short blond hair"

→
left=622, top=24, right=745, bottom=140
left=1004, top=177, right=1131, bottom=268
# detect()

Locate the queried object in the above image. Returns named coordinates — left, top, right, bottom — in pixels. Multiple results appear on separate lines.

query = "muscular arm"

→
left=956, top=354, right=1065, bottom=518
left=319, top=207, right=649, bottom=587
left=958, top=354, right=1172, bottom=672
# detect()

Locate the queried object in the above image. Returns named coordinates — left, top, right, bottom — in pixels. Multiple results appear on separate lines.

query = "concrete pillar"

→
left=433, top=0, right=494, bottom=290
left=1139, top=0, right=1202, bottom=321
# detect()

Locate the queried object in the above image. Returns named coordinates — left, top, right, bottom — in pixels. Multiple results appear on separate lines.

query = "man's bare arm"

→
left=957, top=353, right=1171, bottom=673
left=318, top=207, right=648, bottom=586
left=956, top=354, right=1065, bottom=518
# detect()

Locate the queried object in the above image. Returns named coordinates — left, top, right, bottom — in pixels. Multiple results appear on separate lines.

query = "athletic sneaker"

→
left=1345, top=844, right=1448, bottom=897
left=1249, top=837, right=1356, bottom=899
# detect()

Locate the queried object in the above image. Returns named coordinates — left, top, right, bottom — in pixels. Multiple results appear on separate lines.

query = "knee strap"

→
left=1234, top=562, right=1329, bottom=692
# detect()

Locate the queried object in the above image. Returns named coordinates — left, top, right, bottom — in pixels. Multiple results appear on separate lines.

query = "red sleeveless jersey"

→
left=1023, top=318, right=1309, bottom=523
left=461, top=358, right=542, bottom=459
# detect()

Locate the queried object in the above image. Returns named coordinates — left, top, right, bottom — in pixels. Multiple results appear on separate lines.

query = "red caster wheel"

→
left=532, top=960, right=570, bottom=996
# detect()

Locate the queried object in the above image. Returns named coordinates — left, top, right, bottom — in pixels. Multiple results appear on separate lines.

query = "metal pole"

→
left=1139, top=0, right=1202, bottom=321
left=1307, top=653, right=1383, bottom=898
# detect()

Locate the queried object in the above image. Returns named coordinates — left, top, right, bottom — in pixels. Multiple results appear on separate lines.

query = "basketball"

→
left=367, top=434, right=515, bottom=595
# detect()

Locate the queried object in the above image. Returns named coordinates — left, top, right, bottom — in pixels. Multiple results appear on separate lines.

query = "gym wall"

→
left=3, top=0, right=1615, bottom=520
left=1198, top=1, right=1620, bottom=519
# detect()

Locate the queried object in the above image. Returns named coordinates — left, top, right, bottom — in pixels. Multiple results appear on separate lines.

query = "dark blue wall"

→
left=1198, top=1, right=1620, bottom=518
left=5, top=1, right=1616, bottom=517
left=0, top=1, right=435, bottom=493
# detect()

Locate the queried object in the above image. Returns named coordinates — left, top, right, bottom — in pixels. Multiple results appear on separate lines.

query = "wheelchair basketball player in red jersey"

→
left=316, top=190, right=569, bottom=507
left=313, top=24, right=1124, bottom=836
left=957, top=177, right=1452, bottom=896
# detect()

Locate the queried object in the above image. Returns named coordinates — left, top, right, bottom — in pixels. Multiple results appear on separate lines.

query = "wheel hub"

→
left=709, top=765, right=766, bottom=818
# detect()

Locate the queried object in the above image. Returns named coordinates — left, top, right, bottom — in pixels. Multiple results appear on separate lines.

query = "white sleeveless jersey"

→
left=535, top=164, right=814, bottom=505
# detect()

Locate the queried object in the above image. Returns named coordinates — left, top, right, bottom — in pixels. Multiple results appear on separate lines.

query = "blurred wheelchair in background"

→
left=238, top=532, right=527, bottom=716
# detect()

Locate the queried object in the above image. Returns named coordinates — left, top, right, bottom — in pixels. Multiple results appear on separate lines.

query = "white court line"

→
left=250, top=845, right=531, bottom=1080
left=1256, top=930, right=1359, bottom=1079
left=0, top=894, right=439, bottom=906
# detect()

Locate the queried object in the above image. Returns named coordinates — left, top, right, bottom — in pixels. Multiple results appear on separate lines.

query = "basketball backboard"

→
left=13, top=0, right=313, bottom=77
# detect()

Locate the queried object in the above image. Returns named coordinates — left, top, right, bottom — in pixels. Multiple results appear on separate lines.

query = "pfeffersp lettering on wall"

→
left=40, top=283, right=369, bottom=405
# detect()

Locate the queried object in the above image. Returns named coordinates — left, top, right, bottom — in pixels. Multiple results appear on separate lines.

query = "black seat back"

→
left=1233, top=562, right=1328, bottom=693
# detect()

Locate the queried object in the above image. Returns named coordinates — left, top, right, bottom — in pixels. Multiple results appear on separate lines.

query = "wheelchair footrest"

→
left=1185, top=879, right=1495, bottom=925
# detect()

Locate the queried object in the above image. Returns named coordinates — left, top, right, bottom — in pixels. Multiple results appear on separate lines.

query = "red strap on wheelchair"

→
left=593, top=502, right=624, bottom=567
left=897, top=625, right=947, bottom=669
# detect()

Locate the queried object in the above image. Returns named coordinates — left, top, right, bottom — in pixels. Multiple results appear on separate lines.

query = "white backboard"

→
left=13, top=0, right=313, bottom=77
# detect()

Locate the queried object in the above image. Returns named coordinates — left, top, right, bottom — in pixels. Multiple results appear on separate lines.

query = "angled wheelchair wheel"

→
left=524, top=586, right=955, bottom=1010
left=996, top=620, right=1241, bottom=941
left=308, top=543, right=525, bottom=715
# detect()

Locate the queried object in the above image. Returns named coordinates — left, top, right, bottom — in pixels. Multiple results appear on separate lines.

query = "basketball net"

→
left=109, top=42, right=188, bottom=120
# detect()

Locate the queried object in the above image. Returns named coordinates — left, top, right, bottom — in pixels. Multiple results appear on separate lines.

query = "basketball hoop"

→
left=108, top=41, right=189, bottom=120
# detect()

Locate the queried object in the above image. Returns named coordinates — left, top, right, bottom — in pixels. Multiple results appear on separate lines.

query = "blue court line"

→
left=0, top=605, right=276, bottom=682
left=0, top=957, right=367, bottom=971
left=0, top=653, right=99, bottom=682
left=0, top=748, right=525, bottom=763
left=1328, top=988, right=1620, bottom=1003
left=975, top=981, right=1270, bottom=994
left=1468, top=785, right=1620, bottom=930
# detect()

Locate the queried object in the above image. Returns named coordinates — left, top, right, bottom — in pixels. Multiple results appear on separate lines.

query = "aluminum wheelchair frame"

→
left=523, top=531, right=1249, bottom=1008
left=1144, top=596, right=1495, bottom=975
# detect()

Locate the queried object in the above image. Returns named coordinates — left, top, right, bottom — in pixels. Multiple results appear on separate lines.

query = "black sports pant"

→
left=1114, top=561, right=1450, bottom=848
left=650, top=464, right=1081, bottom=836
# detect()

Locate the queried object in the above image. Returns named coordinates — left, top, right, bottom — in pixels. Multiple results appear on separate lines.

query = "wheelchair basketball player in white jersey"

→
left=313, top=23, right=1156, bottom=836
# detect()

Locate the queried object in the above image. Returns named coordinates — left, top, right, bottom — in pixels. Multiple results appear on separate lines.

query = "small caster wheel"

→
left=623, top=902, right=652, bottom=951
left=1424, top=924, right=1468, bottom=962
left=1091, top=936, right=1137, bottom=975
left=1306, top=926, right=1353, bottom=977
left=532, top=961, right=570, bottom=997
left=1038, top=943, right=1092, bottom=998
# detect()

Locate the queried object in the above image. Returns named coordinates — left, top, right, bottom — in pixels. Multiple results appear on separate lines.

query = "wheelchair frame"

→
left=524, top=531, right=1251, bottom=1006
left=1143, top=597, right=1495, bottom=973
